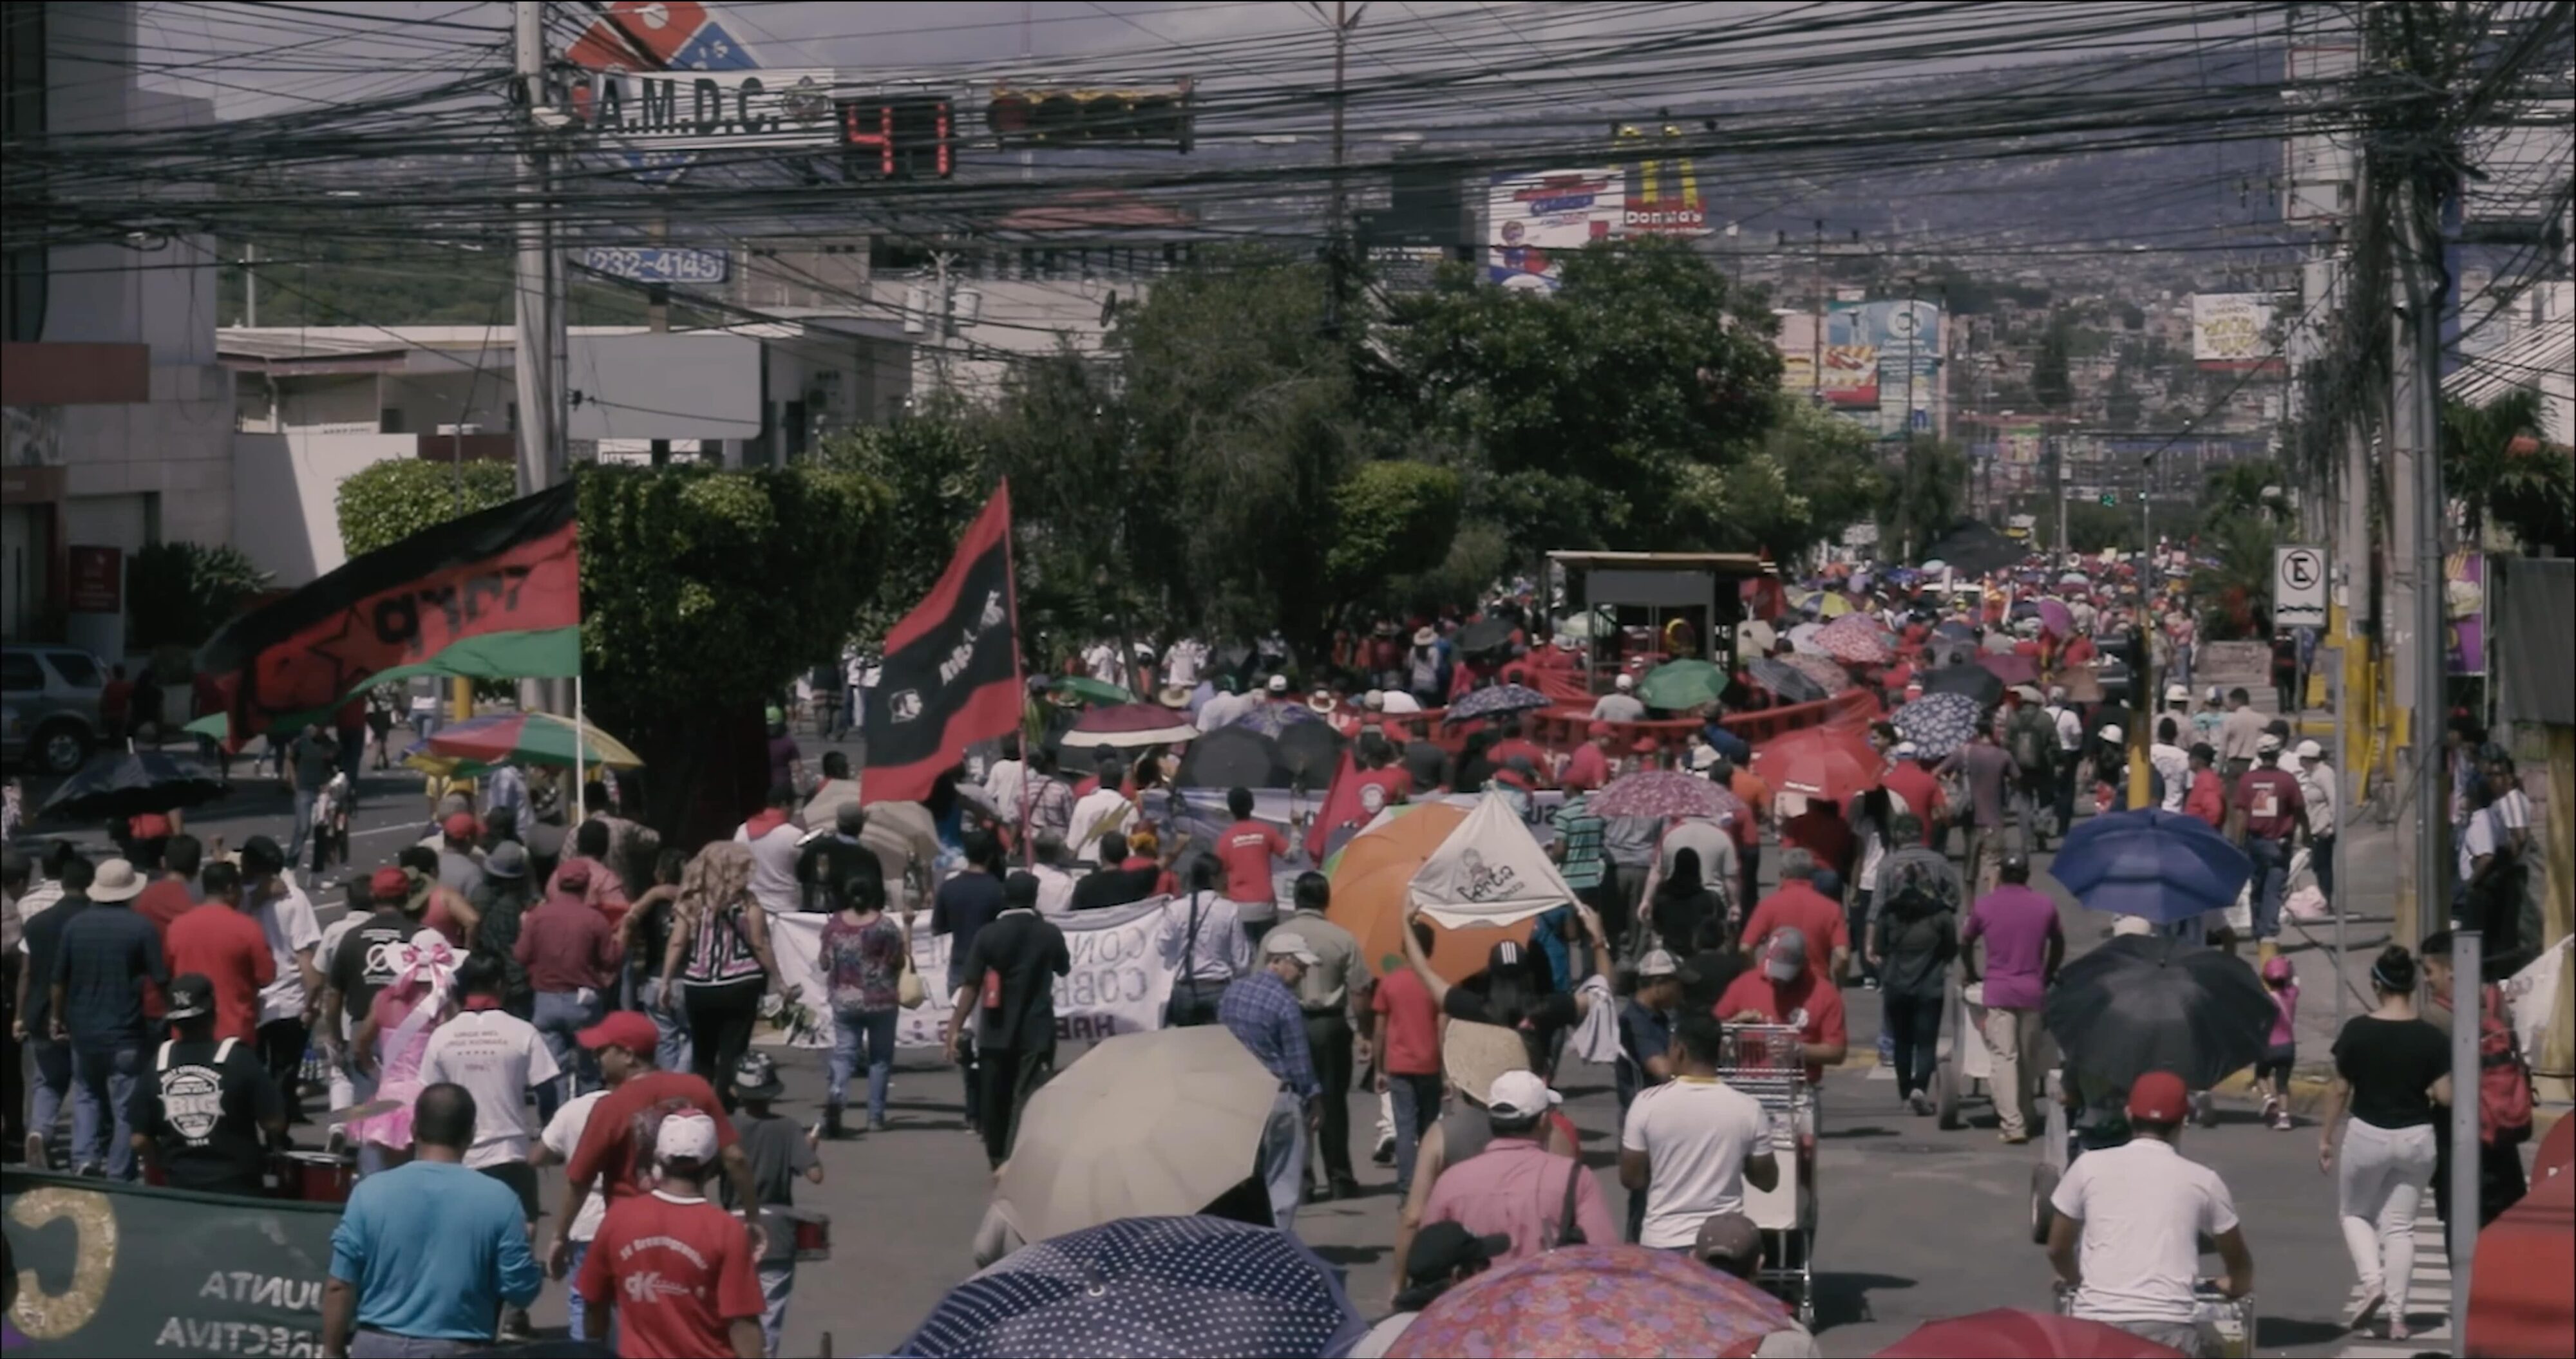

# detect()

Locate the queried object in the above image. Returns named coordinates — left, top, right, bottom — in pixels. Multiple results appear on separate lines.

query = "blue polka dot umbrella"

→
left=898, top=1215, right=1365, bottom=1359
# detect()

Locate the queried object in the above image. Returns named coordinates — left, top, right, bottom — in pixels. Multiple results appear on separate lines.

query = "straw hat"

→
left=1440, top=1020, right=1530, bottom=1106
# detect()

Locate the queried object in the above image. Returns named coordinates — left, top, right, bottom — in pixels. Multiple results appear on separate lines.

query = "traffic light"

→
left=840, top=96, right=954, bottom=180
left=986, top=83, right=1194, bottom=152
left=2099, top=491, right=2119, bottom=507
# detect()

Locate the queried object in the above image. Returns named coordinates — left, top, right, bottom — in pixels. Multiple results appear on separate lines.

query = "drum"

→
left=776, top=1206, right=831, bottom=1262
left=276, top=1150, right=355, bottom=1203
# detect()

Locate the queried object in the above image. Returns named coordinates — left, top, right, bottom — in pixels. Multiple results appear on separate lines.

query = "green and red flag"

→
left=196, top=482, right=580, bottom=748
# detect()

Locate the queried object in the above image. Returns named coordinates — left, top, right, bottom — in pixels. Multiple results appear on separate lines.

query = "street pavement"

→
left=12, top=744, right=2403, bottom=1356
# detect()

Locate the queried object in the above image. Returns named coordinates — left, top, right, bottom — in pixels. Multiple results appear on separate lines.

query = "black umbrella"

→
left=1274, top=722, right=1344, bottom=791
left=2042, top=934, right=2274, bottom=1091
left=1175, top=727, right=1291, bottom=789
left=1454, top=617, right=1515, bottom=659
left=41, top=751, right=225, bottom=822
left=1746, top=657, right=1830, bottom=705
left=1919, top=662, right=2003, bottom=708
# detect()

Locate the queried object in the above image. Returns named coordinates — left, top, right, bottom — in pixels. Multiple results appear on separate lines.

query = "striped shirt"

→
left=678, top=904, right=764, bottom=986
left=1551, top=794, right=1608, bottom=891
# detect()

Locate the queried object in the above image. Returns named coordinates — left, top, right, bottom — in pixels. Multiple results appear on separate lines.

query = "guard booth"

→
left=1548, top=550, right=1771, bottom=686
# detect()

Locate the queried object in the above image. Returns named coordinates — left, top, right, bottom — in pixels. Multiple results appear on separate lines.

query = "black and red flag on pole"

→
left=862, top=482, right=1021, bottom=805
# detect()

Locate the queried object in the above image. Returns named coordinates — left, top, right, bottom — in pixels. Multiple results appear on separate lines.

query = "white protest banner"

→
left=768, top=895, right=1182, bottom=1050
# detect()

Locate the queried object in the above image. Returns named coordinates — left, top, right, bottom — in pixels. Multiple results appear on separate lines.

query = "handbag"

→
left=898, top=959, right=926, bottom=1009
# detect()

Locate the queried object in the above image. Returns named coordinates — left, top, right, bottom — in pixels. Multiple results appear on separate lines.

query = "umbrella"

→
left=1050, top=676, right=1133, bottom=707
left=1591, top=771, right=1747, bottom=823
left=1736, top=619, right=1777, bottom=655
left=39, top=751, right=225, bottom=821
left=1175, top=727, right=1291, bottom=789
left=2009, top=599, right=2041, bottom=621
left=2043, top=933, right=2274, bottom=1091
left=1746, top=658, right=1829, bottom=705
left=1751, top=727, right=1883, bottom=803
left=1978, top=652, right=2041, bottom=688
left=1814, top=615, right=1893, bottom=664
left=2059, top=570, right=2092, bottom=587
left=1273, top=721, right=1343, bottom=790
left=1385, top=1244, right=1789, bottom=1359
left=994, top=1029, right=1285, bottom=1242
left=2050, top=809, right=2253, bottom=924
left=1933, top=620, right=1978, bottom=641
left=1816, top=592, right=1853, bottom=618
left=1875, top=1309, right=2188, bottom=1358
left=1891, top=691, right=1982, bottom=758
left=1454, top=617, right=1516, bottom=657
left=1443, top=684, right=1553, bottom=724
left=425, top=711, right=643, bottom=770
left=1068, top=703, right=1200, bottom=749
left=1920, top=663, right=2004, bottom=708
left=2035, top=598, right=2075, bottom=637
left=1637, top=659, right=1727, bottom=711
left=898, top=1215, right=1363, bottom=1359
left=1785, top=622, right=1828, bottom=655
left=1779, top=652, right=1855, bottom=696
left=1230, top=702, right=1324, bottom=740
left=1327, top=803, right=1531, bottom=979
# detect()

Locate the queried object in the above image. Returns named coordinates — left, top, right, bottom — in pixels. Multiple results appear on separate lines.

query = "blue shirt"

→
left=330, top=1160, right=540, bottom=1340
left=931, top=872, right=1006, bottom=991
left=52, top=901, right=166, bottom=1049
left=1615, top=998, right=1672, bottom=1111
left=1218, top=969, right=1318, bottom=1099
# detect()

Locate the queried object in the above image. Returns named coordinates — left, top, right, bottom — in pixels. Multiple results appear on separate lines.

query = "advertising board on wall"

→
left=1486, top=169, right=1622, bottom=292
left=2191, top=292, right=2280, bottom=371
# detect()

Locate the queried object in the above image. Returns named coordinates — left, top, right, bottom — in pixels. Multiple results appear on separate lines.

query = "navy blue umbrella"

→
left=899, top=1215, right=1365, bottom=1359
left=1441, top=683, right=1551, bottom=724
left=1891, top=691, right=1981, bottom=759
left=2051, top=807, right=2253, bottom=924
left=1229, top=701, right=1323, bottom=740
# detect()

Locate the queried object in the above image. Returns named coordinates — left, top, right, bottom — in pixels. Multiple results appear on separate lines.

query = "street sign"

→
left=2273, top=544, right=2328, bottom=629
left=578, top=245, right=730, bottom=285
left=564, top=68, right=843, bottom=149
left=564, top=0, right=764, bottom=182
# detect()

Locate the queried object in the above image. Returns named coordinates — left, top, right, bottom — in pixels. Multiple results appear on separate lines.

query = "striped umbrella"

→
left=422, top=710, right=641, bottom=769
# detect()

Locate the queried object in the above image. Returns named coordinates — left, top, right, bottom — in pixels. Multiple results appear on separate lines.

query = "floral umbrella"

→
left=1779, top=652, right=1855, bottom=696
left=1814, top=614, right=1894, bottom=664
left=1891, top=691, right=1983, bottom=758
left=1385, top=1244, right=1788, bottom=1359
left=1591, top=771, right=1748, bottom=823
left=1443, top=684, right=1553, bottom=724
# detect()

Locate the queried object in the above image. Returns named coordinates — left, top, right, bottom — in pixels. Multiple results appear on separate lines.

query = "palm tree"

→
left=2442, top=389, right=2572, bottom=554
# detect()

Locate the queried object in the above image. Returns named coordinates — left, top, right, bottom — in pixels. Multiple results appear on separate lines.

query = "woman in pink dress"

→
left=346, top=930, right=460, bottom=1166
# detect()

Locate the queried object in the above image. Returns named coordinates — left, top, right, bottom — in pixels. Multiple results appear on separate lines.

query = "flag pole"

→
left=573, top=673, right=586, bottom=823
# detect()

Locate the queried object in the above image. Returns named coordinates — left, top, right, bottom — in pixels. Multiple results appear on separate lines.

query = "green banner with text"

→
left=4, top=1171, right=338, bottom=1357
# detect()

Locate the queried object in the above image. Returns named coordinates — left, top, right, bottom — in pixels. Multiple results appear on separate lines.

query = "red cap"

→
left=578, top=1011, right=659, bottom=1055
left=370, top=866, right=411, bottom=901
left=2126, top=1071, right=2190, bottom=1125
left=441, top=812, right=478, bottom=841
left=555, top=863, right=592, bottom=893
left=1587, top=721, right=1613, bottom=738
left=1631, top=738, right=1660, bottom=754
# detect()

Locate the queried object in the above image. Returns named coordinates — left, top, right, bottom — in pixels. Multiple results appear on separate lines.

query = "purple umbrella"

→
left=2035, top=597, right=2074, bottom=637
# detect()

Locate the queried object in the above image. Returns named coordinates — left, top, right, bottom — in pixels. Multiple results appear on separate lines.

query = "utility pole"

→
left=243, top=240, right=256, bottom=327
left=511, top=0, right=560, bottom=500
left=1326, top=1, right=1361, bottom=234
left=1810, top=218, right=1825, bottom=402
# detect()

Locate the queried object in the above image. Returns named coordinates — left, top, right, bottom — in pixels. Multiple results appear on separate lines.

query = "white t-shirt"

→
left=1066, top=789, right=1135, bottom=863
left=2048, top=1137, right=2239, bottom=1326
left=252, top=878, right=323, bottom=1026
left=313, top=914, right=363, bottom=1039
left=542, top=1091, right=611, bottom=1242
left=2492, top=786, right=2531, bottom=836
left=1162, top=639, right=1207, bottom=688
left=418, top=1007, right=560, bottom=1168
left=736, top=821, right=806, bottom=914
left=1619, top=1076, right=1775, bottom=1248
left=2457, top=807, right=2501, bottom=882
left=2148, top=744, right=2190, bottom=812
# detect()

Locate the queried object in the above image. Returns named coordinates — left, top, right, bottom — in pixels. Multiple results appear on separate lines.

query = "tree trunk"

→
left=618, top=700, right=768, bottom=851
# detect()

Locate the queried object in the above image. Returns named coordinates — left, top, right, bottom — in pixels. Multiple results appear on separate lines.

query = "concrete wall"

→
left=868, top=277, right=1135, bottom=408
left=231, top=432, right=415, bottom=586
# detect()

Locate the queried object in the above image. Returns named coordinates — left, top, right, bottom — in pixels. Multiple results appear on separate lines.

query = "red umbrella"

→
left=1875, top=1310, right=2186, bottom=1358
left=1750, top=726, right=1883, bottom=803
left=1388, top=1244, right=1789, bottom=1359
left=1978, top=652, right=2041, bottom=687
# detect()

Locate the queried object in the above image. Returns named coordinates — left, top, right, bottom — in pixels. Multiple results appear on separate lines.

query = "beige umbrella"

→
left=995, top=1026, right=1282, bottom=1242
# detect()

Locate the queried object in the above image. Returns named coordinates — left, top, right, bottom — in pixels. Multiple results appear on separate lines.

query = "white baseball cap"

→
left=2099, top=724, right=2124, bottom=745
left=1264, top=932, right=1320, bottom=966
left=1614, top=673, right=1635, bottom=691
left=1267, top=674, right=1290, bottom=694
left=2164, top=684, right=2189, bottom=704
left=655, top=1110, right=721, bottom=1165
left=1485, top=1070, right=1562, bottom=1120
left=2296, top=739, right=2324, bottom=759
left=1363, top=689, right=1385, bottom=710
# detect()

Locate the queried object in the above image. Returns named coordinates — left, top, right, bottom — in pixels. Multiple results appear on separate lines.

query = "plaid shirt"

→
left=1218, top=969, right=1318, bottom=1099
left=1550, top=794, right=1608, bottom=891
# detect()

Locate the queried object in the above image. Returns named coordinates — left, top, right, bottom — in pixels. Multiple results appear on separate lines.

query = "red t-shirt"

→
left=1560, top=744, right=1609, bottom=793
left=576, top=1190, right=764, bottom=1359
left=566, top=1070, right=741, bottom=1202
left=1371, top=966, right=1441, bottom=1076
left=1713, top=968, right=1849, bottom=1084
left=1778, top=809, right=1853, bottom=877
left=1218, top=820, right=1289, bottom=905
left=1880, top=764, right=1942, bottom=838
left=2235, top=767, right=2306, bottom=841
left=165, top=903, right=277, bottom=1042
left=1490, top=738, right=1549, bottom=782
left=1725, top=773, right=1769, bottom=849
left=135, top=878, right=197, bottom=940
left=1353, top=767, right=1412, bottom=817
left=100, top=679, right=134, bottom=720
left=1739, top=883, right=1849, bottom=977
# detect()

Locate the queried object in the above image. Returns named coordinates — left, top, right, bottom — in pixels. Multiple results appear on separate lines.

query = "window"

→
left=379, top=408, right=408, bottom=434
left=2, top=652, right=41, bottom=691
left=43, top=650, right=100, bottom=688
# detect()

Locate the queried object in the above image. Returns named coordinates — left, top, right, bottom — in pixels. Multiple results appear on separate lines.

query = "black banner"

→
left=3, top=1170, right=337, bottom=1356
left=862, top=483, right=1019, bottom=805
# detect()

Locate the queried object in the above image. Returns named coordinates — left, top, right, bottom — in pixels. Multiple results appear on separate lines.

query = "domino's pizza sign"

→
left=565, top=1, right=763, bottom=180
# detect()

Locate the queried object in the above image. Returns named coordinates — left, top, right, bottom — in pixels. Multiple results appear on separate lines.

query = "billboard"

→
left=2192, top=293, right=2279, bottom=370
left=1826, top=299, right=1941, bottom=413
left=1487, top=169, right=1622, bottom=292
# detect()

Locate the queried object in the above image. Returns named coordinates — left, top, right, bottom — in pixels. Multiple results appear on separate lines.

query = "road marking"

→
left=2336, top=1213, right=2452, bottom=1358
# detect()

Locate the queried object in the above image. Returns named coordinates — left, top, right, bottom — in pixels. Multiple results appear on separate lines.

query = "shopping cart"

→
left=1931, top=977, right=1993, bottom=1130
left=1718, top=1022, right=1819, bottom=1326
left=2053, top=1280, right=2254, bottom=1358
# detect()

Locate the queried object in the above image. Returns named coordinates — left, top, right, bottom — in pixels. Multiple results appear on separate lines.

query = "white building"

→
left=3, top=3, right=234, bottom=654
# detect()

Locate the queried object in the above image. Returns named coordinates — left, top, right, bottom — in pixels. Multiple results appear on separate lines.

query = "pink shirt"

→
left=1421, top=1138, right=1618, bottom=1266
left=2268, top=982, right=2299, bottom=1048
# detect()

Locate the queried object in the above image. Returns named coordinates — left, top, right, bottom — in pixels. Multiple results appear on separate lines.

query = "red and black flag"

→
left=863, top=482, right=1020, bottom=805
left=197, top=483, right=581, bottom=748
